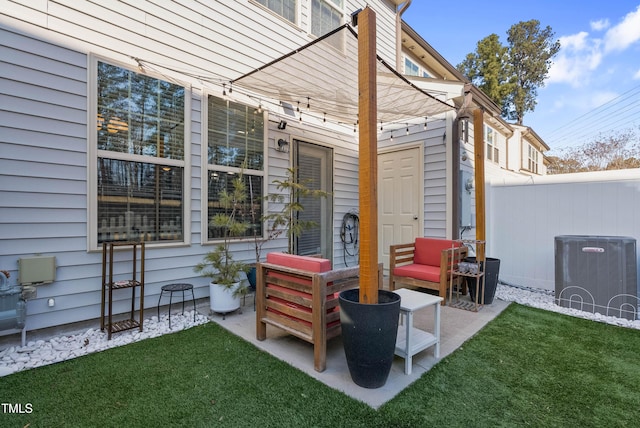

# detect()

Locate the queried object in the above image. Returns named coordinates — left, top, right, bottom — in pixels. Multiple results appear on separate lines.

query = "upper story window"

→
left=204, top=95, right=265, bottom=242
left=485, top=125, right=499, bottom=163
left=405, top=57, right=420, bottom=76
left=528, top=144, right=539, bottom=174
left=311, top=0, right=343, bottom=37
left=404, top=55, right=432, bottom=78
left=256, top=0, right=297, bottom=23
left=91, top=59, right=188, bottom=248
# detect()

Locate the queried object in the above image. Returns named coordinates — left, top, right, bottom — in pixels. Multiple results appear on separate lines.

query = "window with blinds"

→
left=311, top=0, right=344, bottom=50
left=95, top=61, right=186, bottom=244
left=255, top=0, right=297, bottom=23
left=205, top=95, right=265, bottom=242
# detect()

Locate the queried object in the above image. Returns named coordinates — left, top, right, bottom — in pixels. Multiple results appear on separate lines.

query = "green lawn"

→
left=2, top=304, right=640, bottom=427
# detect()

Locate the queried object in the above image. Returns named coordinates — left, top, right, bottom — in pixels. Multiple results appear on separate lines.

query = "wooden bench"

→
left=256, top=253, right=378, bottom=372
left=389, top=237, right=468, bottom=304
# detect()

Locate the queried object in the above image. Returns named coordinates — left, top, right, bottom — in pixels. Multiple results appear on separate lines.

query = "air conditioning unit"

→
left=555, top=235, right=638, bottom=320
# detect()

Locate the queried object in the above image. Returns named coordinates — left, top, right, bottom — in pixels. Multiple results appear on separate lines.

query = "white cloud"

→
left=590, top=18, right=610, bottom=31
left=547, top=32, right=602, bottom=87
left=603, top=5, right=640, bottom=52
left=634, top=69, right=640, bottom=79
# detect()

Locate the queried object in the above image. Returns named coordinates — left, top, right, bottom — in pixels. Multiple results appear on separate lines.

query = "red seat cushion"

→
left=413, top=238, right=461, bottom=266
left=266, top=253, right=331, bottom=272
left=393, top=264, right=441, bottom=283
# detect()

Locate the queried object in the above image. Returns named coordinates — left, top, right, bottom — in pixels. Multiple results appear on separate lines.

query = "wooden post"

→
left=473, top=109, right=486, bottom=260
left=358, top=7, right=378, bottom=304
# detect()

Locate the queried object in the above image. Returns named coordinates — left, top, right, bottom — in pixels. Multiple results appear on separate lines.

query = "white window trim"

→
left=200, top=89, right=268, bottom=245
left=87, top=53, right=192, bottom=251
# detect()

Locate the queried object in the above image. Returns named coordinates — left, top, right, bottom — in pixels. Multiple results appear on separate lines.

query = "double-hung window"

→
left=311, top=0, right=343, bottom=38
left=90, top=58, right=189, bottom=248
left=255, top=0, right=296, bottom=23
left=485, top=125, right=499, bottom=163
left=204, top=95, right=265, bottom=242
left=528, top=144, right=539, bottom=174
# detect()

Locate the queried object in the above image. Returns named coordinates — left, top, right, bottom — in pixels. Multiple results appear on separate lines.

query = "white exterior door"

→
left=378, top=146, right=423, bottom=271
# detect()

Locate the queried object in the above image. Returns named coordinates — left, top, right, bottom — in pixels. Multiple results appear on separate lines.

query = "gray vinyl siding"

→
left=0, top=0, right=397, bottom=331
left=424, top=120, right=448, bottom=238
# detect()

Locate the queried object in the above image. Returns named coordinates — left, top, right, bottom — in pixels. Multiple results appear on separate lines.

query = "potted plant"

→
left=247, top=167, right=329, bottom=287
left=195, top=173, right=250, bottom=315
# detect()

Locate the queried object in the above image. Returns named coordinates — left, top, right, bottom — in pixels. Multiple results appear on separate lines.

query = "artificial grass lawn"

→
left=2, top=304, right=640, bottom=427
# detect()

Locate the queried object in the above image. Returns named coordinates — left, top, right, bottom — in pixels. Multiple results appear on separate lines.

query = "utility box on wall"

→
left=18, top=256, right=56, bottom=285
left=555, top=235, right=638, bottom=320
left=459, top=170, right=474, bottom=229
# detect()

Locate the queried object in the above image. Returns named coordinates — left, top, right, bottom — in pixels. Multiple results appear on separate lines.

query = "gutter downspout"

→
left=396, top=1, right=412, bottom=70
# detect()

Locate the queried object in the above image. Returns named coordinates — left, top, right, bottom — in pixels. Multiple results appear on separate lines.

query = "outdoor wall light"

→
left=277, top=138, right=289, bottom=153
left=277, top=120, right=287, bottom=130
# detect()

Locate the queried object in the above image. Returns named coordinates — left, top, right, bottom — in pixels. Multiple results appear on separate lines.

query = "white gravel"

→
left=0, top=311, right=209, bottom=377
left=495, top=283, right=640, bottom=329
left=2, top=284, right=639, bottom=377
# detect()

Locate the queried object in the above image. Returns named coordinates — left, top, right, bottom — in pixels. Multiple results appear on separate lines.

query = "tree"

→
left=457, top=20, right=560, bottom=124
left=547, top=129, right=640, bottom=174
left=458, top=34, right=512, bottom=110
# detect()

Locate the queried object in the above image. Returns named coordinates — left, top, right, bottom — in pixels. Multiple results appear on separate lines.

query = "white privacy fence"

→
left=486, top=169, right=640, bottom=292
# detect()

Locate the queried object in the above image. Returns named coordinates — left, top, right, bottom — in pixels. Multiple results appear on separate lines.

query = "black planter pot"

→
left=339, top=288, right=401, bottom=389
left=466, top=257, right=501, bottom=305
left=247, top=266, right=257, bottom=291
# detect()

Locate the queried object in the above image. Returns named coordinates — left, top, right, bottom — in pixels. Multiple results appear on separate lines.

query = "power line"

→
left=545, top=83, right=640, bottom=142
left=544, top=84, right=640, bottom=149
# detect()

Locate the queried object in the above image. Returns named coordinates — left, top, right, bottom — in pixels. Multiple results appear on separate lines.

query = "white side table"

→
left=393, top=288, right=443, bottom=374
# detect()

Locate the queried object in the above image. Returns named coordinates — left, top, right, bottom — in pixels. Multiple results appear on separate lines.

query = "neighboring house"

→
left=397, top=22, right=550, bottom=243
left=1, top=0, right=457, bottom=333
left=508, top=125, right=549, bottom=177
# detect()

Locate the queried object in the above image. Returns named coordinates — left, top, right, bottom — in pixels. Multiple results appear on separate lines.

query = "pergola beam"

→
left=473, top=108, right=486, bottom=259
left=358, top=7, right=378, bottom=304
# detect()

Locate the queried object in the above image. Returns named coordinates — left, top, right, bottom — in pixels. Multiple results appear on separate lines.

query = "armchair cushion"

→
left=414, top=237, right=460, bottom=266
left=393, top=263, right=441, bottom=283
left=266, top=252, right=331, bottom=272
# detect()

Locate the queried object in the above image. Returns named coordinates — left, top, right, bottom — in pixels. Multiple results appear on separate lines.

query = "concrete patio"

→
left=212, top=290, right=509, bottom=408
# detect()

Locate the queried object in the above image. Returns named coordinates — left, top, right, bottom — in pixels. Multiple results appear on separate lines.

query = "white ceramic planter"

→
left=209, top=281, right=241, bottom=314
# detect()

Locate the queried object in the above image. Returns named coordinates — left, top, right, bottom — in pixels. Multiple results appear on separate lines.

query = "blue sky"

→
left=403, top=1, right=640, bottom=152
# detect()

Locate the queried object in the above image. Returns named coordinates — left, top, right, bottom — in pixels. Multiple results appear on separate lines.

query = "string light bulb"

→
left=406, top=123, right=409, bottom=135
left=424, top=117, right=428, bottom=130
left=307, top=97, right=310, bottom=110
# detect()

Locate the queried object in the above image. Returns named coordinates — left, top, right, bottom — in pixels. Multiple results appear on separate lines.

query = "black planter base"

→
left=466, top=257, right=501, bottom=305
left=339, top=288, right=401, bottom=389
